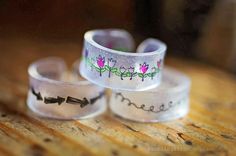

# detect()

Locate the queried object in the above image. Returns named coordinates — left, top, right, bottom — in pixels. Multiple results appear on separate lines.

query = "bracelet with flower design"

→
left=83, top=55, right=162, bottom=82
left=79, top=29, right=167, bottom=91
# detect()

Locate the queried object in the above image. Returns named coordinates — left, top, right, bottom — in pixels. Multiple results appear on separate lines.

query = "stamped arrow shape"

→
left=66, top=96, right=89, bottom=108
left=44, top=96, right=65, bottom=105
left=90, top=92, right=105, bottom=104
left=31, top=87, right=43, bottom=101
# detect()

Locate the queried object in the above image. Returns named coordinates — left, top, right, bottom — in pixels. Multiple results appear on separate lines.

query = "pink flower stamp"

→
left=96, top=55, right=105, bottom=76
left=139, top=62, right=149, bottom=81
left=157, top=59, right=162, bottom=69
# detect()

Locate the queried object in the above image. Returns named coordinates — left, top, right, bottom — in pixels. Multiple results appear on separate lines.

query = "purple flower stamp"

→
left=128, top=66, right=136, bottom=80
left=107, top=58, right=117, bottom=78
left=119, top=66, right=127, bottom=80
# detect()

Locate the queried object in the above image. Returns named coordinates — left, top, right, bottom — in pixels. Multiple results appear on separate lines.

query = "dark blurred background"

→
left=0, top=0, right=235, bottom=72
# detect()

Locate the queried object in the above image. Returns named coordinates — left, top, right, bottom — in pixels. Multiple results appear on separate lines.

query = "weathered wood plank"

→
left=0, top=39, right=235, bottom=156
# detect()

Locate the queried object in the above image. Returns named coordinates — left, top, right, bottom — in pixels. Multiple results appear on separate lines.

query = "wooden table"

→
left=0, top=38, right=235, bottom=156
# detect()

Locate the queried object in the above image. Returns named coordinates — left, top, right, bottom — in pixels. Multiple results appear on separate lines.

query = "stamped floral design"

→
left=107, top=58, right=117, bottom=78
left=139, top=62, right=149, bottom=74
left=96, top=55, right=105, bottom=76
left=119, top=66, right=127, bottom=80
left=84, top=53, right=161, bottom=81
left=128, top=67, right=136, bottom=80
left=157, top=59, right=162, bottom=69
left=139, top=62, right=149, bottom=81
left=151, top=67, right=156, bottom=80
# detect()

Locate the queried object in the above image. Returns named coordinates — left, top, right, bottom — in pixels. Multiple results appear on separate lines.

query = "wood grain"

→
left=0, top=38, right=235, bottom=156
